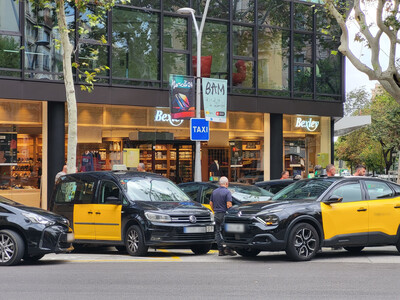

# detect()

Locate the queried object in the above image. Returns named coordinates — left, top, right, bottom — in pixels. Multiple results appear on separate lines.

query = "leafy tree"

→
left=344, top=87, right=371, bottom=116
left=324, top=0, right=400, bottom=103
left=28, top=0, right=129, bottom=174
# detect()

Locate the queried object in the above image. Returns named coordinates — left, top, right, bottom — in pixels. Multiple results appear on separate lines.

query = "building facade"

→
left=0, top=0, right=343, bottom=208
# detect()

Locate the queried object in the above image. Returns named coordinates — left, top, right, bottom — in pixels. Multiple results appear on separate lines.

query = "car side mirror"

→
left=105, top=196, right=121, bottom=204
left=324, top=195, right=343, bottom=204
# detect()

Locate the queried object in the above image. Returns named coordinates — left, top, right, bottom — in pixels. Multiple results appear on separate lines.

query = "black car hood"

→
left=135, top=201, right=209, bottom=214
left=13, top=205, right=69, bottom=225
left=231, top=199, right=316, bottom=216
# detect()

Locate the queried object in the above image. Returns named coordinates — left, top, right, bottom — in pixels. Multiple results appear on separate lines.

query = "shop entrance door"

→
left=201, top=148, right=230, bottom=182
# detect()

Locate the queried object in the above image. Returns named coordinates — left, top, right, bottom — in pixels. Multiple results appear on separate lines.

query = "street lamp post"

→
left=177, top=0, right=211, bottom=182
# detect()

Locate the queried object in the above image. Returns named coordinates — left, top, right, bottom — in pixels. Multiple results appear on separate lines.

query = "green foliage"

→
left=344, top=87, right=371, bottom=116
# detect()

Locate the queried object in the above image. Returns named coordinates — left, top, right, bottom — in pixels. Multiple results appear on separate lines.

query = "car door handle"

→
left=88, top=211, right=93, bottom=214
left=394, top=205, right=400, bottom=209
left=357, top=208, right=367, bottom=212
left=95, top=212, right=101, bottom=215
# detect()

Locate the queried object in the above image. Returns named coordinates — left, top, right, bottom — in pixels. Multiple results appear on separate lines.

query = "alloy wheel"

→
left=0, top=233, right=15, bottom=264
left=127, top=229, right=139, bottom=253
left=294, top=227, right=317, bottom=258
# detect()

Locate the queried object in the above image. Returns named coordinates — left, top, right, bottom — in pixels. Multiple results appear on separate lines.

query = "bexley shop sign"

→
left=293, top=116, right=320, bottom=132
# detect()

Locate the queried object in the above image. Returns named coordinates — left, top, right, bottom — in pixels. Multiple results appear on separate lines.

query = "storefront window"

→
left=192, top=0, right=229, bottom=19
left=112, top=8, right=159, bottom=83
left=163, top=1, right=189, bottom=12
left=0, top=0, right=19, bottom=32
left=258, top=28, right=289, bottom=91
left=164, top=17, right=187, bottom=50
left=233, top=0, right=255, bottom=23
left=258, top=0, right=290, bottom=28
left=0, top=100, right=42, bottom=207
left=78, top=43, right=109, bottom=83
left=163, top=53, right=188, bottom=85
left=283, top=115, right=324, bottom=178
left=233, top=25, right=253, bottom=57
left=316, top=36, right=341, bottom=96
left=294, top=3, right=313, bottom=32
left=79, top=5, right=107, bottom=42
left=194, top=22, right=228, bottom=80
left=0, top=35, right=21, bottom=77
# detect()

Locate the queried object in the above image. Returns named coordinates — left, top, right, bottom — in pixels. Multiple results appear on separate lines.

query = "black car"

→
left=0, top=197, right=74, bottom=266
left=223, top=177, right=400, bottom=261
left=255, top=179, right=296, bottom=194
left=50, top=171, right=215, bottom=256
left=179, top=182, right=274, bottom=211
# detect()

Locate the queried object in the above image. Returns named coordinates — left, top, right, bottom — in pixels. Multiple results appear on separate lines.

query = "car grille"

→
left=173, top=232, right=215, bottom=240
left=170, top=214, right=212, bottom=223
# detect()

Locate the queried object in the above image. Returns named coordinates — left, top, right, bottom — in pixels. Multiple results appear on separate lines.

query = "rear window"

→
left=55, top=180, right=96, bottom=204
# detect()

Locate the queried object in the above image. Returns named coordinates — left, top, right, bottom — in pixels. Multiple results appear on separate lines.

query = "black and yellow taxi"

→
left=222, top=176, right=400, bottom=261
left=50, top=171, right=215, bottom=256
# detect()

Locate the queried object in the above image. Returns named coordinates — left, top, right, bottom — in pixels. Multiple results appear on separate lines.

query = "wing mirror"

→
left=324, top=195, right=343, bottom=204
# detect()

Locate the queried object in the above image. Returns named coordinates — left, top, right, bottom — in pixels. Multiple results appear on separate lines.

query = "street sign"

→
left=190, top=118, right=209, bottom=141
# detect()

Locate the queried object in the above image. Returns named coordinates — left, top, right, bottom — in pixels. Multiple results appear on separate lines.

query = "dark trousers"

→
left=215, top=212, right=226, bottom=251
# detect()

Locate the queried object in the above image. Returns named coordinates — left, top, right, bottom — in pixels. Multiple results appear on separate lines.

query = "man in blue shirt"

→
left=210, top=176, right=236, bottom=256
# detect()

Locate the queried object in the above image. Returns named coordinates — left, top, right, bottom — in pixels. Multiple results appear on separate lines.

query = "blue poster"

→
left=202, top=78, right=227, bottom=123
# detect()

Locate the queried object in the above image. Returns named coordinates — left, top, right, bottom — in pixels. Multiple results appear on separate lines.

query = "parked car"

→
left=50, top=171, right=215, bottom=256
left=178, top=182, right=274, bottom=211
left=0, top=197, right=74, bottom=266
left=255, top=179, right=296, bottom=194
left=223, top=176, right=400, bottom=261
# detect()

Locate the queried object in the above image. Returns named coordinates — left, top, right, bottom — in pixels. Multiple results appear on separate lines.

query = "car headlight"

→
left=22, top=212, right=55, bottom=226
left=210, top=212, right=215, bottom=222
left=144, top=212, right=171, bottom=223
left=255, top=214, right=279, bottom=226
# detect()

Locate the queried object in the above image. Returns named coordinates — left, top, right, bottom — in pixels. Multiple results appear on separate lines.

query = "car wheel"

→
left=125, top=225, right=148, bottom=256
left=115, top=245, right=127, bottom=253
left=285, top=223, right=319, bottom=261
left=343, top=246, right=364, bottom=253
left=23, top=254, right=45, bottom=262
left=190, top=244, right=212, bottom=255
left=235, top=248, right=261, bottom=257
left=0, top=229, right=25, bottom=266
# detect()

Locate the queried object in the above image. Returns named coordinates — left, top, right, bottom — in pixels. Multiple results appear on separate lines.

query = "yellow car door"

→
left=94, top=180, right=122, bottom=241
left=321, top=182, right=368, bottom=244
left=364, top=180, right=400, bottom=239
left=73, top=204, right=96, bottom=240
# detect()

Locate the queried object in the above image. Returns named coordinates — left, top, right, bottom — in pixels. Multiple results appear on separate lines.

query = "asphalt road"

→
left=1, top=246, right=400, bottom=300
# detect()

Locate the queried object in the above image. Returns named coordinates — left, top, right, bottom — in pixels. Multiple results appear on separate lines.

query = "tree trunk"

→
left=57, top=0, right=77, bottom=174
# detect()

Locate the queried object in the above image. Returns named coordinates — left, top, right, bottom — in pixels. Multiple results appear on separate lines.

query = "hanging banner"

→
left=202, top=78, right=227, bottom=123
left=169, top=74, right=195, bottom=119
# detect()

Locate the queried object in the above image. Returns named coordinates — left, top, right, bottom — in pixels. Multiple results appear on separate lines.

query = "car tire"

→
left=23, top=254, right=45, bottom=262
left=190, top=244, right=212, bottom=255
left=0, top=229, right=25, bottom=266
left=343, top=246, right=364, bottom=253
left=285, top=223, right=319, bottom=261
left=235, top=248, right=261, bottom=257
left=125, top=225, right=148, bottom=256
left=115, top=245, right=127, bottom=253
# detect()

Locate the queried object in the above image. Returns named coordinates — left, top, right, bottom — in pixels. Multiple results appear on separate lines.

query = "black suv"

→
left=50, top=171, right=215, bottom=256
left=223, top=177, right=400, bottom=261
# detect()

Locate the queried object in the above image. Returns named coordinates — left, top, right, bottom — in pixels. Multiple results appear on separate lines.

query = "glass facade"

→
left=0, top=0, right=342, bottom=101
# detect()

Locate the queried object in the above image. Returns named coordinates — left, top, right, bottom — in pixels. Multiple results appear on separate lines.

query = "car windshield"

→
left=272, top=179, right=334, bottom=201
left=228, top=185, right=273, bottom=202
left=122, top=177, right=191, bottom=202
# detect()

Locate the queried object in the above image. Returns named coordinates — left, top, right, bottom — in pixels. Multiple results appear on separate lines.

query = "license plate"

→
left=184, top=226, right=214, bottom=233
left=66, top=233, right=75, bottom=243
left=225, top=223, right=245, bottom=233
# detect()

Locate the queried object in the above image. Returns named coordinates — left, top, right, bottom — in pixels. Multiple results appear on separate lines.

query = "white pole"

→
left=193, top=0, right=211, bottom=182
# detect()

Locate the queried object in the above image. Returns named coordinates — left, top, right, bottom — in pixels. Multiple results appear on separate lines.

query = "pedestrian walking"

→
left=280, top=170, right=289, bottom=179
left=210, top=176, right=237, bottom=256
left=326, top=164, right=336, bottom=177
left=137, top=163, right=146, bottom=172
left=353, top=164, right=366, bottom=176
left=55, top=165, right=67, bottom=183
